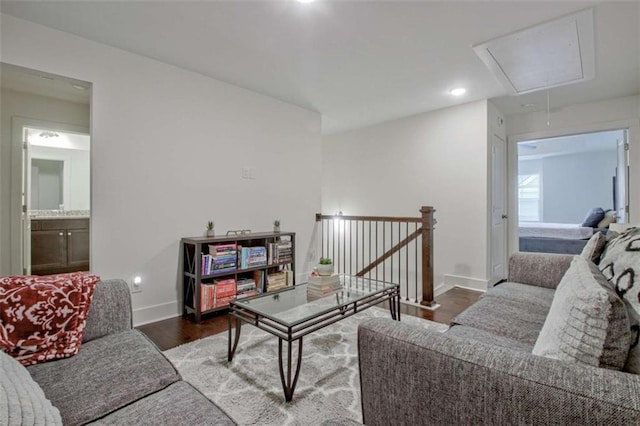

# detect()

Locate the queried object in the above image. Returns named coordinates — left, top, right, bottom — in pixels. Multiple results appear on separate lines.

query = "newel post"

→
left=420, top=206, right=436, bottom=307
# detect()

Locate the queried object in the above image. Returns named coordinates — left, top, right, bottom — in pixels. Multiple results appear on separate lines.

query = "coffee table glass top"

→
left=232, top=275, right=397, bottom=326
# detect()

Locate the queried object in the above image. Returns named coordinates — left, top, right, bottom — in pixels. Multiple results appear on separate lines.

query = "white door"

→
left=22, top=130, right=32, bottom=275
left=616, top=131, right=629, bottom=223
left=490, top=133, right=508, bottom=284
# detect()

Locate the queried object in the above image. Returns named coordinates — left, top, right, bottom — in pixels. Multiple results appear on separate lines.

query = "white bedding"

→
left=519, top=222, right=594, bottom=240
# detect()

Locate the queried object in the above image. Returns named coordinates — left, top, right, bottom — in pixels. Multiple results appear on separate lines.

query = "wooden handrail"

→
left=316, top=213, right=421, bottom=223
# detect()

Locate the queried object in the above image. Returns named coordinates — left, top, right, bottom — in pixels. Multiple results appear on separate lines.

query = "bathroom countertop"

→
left=30, top=216, right=90, bottom=220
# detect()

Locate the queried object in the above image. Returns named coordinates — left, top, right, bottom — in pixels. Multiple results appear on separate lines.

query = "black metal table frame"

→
left=227, top=283, right=401, bottom=402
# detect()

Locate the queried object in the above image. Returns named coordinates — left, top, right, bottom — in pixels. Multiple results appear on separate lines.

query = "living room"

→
left=1, top=1, right=640, bottom=424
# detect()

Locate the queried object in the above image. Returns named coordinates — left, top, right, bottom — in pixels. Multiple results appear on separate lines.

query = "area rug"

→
left=164, top=308, right=448, bottom=426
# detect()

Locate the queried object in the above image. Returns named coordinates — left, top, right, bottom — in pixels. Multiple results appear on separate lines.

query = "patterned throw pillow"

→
left=0, top=273, right=100, bottom=366
left=581, top=232, right=607, bottom=264
left=598, top=227, right=640, bottom=373
left=533, top=257, right=631, bottom=370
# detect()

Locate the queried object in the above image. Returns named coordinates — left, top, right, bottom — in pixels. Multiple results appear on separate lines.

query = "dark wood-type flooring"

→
left=138, top=287, right=482, bottom=351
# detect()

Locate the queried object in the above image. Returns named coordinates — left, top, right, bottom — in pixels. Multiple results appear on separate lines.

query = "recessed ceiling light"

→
left=449, top=87, right=466, bottom=96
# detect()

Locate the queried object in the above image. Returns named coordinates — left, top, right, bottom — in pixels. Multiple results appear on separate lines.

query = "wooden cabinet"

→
left=31, top=218, right=90, bottom=275
left=181, top=232, right=295, bottom=323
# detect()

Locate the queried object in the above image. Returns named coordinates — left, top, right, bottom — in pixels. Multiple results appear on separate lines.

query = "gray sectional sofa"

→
left=358, top=251, right=640, bottom=425
left=2, top=279, right=235, bottom=425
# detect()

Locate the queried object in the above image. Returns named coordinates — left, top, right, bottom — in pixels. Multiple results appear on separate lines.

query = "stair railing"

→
left=315, top=206, right=436, bottom=307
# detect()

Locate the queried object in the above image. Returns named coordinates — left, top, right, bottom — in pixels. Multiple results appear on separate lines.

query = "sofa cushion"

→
left=445, top=325, right=533, bottom=352
left=598, top=227, right=640, bottom=373
left=88, top=381, right=234, bottom=425
left=451, top=294, right=550, bottom=346
left=581, top=232, right=607, bottom=264
left=0, top=273, right=100, bottom=365
left=532, top=257, right=631, bottom=370
left=27, top=329, right=180, bottom=426
left=0, top=350, right=62, bottom=426
left=487, top=282, right=555, bottom=308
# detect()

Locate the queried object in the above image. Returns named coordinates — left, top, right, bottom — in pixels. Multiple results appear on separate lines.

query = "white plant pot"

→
left=206, top=230, right=215, bottom=237
left=317, top=264, right=334, bottom=276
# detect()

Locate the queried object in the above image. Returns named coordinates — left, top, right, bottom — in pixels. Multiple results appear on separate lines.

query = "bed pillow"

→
left=581, top=207, right=606, bottom=228
left=0, top=273, right=100, bottom=366
left=532, top=256, right=631, bottom=370
left=598, top=227, right=640, bottom=373
left=581, top=232, right=607, bottom=264
left=0, top=350, right=62, bottom=425
left=597, top=210, right=617, bottom=228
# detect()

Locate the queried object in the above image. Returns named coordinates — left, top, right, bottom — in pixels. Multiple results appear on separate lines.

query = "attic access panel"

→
left=473, top=9, right=595, bottom=95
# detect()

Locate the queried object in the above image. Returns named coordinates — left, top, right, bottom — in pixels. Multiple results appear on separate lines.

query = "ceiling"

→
left=1, top=1, right=638, bottom=134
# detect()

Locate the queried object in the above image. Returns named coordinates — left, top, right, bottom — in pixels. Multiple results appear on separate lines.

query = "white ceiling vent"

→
left=473, top=9, right=595, bottom=95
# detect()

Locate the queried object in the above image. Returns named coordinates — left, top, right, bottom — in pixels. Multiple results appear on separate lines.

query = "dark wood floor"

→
left=137, top=287, right=482, bottom=351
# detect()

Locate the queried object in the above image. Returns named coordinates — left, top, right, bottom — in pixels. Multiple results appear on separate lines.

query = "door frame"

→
left=507, top=118, right=639, bottom=256
left=10, top=117, right=89, bottom=274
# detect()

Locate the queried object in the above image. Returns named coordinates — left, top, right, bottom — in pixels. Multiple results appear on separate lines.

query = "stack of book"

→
left=266, top=271, right=288, bottom=292
left=236, top=277, right=260, bottom=299
left=268, top=239, right=293, bottom=264
left=202, top=244, right=237, bottom=275
left=212, top=278, right=237, bottom=308
left=199, top=278, right=237, bottom=310
left=307, top=274, right=342, bottom=300
left=238, top=246, right=267, bottom=269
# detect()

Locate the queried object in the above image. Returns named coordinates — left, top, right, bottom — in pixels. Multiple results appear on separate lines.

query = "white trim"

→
left=443, top=274, right=489, bottom=292
left=132, top=300, right=180, bottom=327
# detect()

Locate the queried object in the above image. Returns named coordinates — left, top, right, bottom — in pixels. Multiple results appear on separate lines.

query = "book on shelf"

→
left=253, top=270, right=265, bottom=293
left=236, top=277, right=261, bottom=299
left=268, top=239, right=293, bottom=264
left=266, top=271, right=288, bottom=292
left=239, top=246, right=267, bottom=269
left=198, top=279, right=237, bottom=311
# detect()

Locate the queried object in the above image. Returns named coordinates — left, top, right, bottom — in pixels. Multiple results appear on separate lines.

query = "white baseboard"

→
left=434, top=283, right=453, bottom=296
left=133, top=301, right=181, bottom=326
left=443, top=274, right=488, bottom=292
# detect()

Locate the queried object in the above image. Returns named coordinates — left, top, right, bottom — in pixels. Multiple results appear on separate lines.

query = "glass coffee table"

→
left=227, top=275, right=400, bottom=401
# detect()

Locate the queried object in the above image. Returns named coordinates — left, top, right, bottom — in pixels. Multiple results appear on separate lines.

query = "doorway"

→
left=516, top=129, right=628, bottom=253
left=22, top=126, right=91, bottom=274
left=1, top=62, right=91, bottom=275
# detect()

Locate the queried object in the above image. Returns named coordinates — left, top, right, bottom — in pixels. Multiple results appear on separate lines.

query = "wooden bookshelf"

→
left=181, top=232, right=295, bottom=323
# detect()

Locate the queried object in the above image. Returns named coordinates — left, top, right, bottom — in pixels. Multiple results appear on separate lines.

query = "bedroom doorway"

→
left=516, top=129, right=628, bottom=254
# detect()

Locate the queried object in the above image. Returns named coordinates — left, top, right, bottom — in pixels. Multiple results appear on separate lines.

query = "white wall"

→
left=519, top=150, right=617, bottom=223
left=322, top=100, right=490, bottom=292
left=543, top=151, right=617, bottom=223
left=507, top=95, right=640, bottom=251
left=30, top=145, right=91, bottom=211
left=0, top=14, right=322, bottom=325
left=0, top=88, right=90, bottom=275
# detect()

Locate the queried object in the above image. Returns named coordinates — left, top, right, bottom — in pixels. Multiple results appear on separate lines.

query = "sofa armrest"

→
left=83, top=279, right=132, bottom=342
left=358, top=318, right=640, bottom=425
left=507, top=252, right=574, bottom=289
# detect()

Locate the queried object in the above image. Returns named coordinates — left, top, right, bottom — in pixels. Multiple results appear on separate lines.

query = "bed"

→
left=518, top=222, right=595, bottom=255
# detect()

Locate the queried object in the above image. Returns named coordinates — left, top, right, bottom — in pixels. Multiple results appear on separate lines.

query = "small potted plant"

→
left=273, top=219, right=281, bottom=233
left=206, top=221, right=215, bottom=237
left=317, top=257, right=334, bottom=276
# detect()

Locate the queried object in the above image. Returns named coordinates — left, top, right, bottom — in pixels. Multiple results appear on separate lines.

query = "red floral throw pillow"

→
left=0, top=273, right=100, bottom=366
